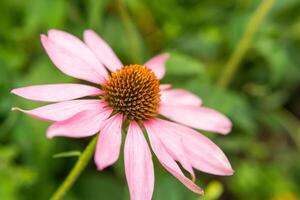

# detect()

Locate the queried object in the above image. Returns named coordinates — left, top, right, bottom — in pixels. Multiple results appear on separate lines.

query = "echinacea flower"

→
left=12, top=29, right=233, bottom=199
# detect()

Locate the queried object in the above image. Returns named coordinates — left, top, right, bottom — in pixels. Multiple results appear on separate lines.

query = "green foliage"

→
left=0, top=0, right=300, bottom=199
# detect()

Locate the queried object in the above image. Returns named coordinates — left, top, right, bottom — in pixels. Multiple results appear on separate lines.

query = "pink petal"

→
left=159, top=105, right=232, bottom=135
left=161, top=89, right=202, bottom=106
left=11, top=84, right=103, bottom=102
left=124, top=121, right=154, bottom=200
left=144, top=120, right=203, bottom=195
left=145, top=119, right=195, bottom=181
left=147, top=118, right=233, bottom=176
left=84, top=30, right=123, bottom=72
left=41, top=34, right=106, bottom=84
left=95, top=114, right=123, bottom=170
left=47, top=108, right=112, bottom=138
left=12, top=100, right=107, bottom=122
left=47, top=30, right=108, bottom=79
left=144, top=53, right=169, bottom=80
left=159, top=84, right=171, bottom=91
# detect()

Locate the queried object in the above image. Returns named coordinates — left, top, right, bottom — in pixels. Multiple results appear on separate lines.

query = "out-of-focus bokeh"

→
left=1, top=0, right=300, bottom=199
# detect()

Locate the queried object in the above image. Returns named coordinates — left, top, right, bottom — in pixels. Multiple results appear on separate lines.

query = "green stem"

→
left=117, top=0, right=141, bottom=63
left=217, top=0, right=276, bottom=88
left=50, top=135, right=98, bottom=200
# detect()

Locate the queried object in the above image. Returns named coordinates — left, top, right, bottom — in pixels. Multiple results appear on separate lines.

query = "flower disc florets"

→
left=103, top=64, right=160, bottom=122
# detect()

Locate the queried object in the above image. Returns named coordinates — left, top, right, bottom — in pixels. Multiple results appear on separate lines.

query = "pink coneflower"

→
left=12, top=29, right=233, bottom=199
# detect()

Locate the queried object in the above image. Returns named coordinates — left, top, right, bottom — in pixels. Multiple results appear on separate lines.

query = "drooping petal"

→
left=161, top=89, right=202, bottom=106
left=47, top=29, right=108, bottom=79
left=144, top=53, right=169, bottom=80
left=159, top=105, right=232, bottom=135
left=12, top=100, right=107, bottom=122
left=11, top=84, right=103, bottom=102
left=41, top=35, right=106, bottom=84
left=84, top=30, right=123, bottom=72
left=145, top=119, right=195, bottom=181
left=144, top=120, right=203, bottom=195
left=159, top=84, right=171, bottom=91
left=95, top=114, right=123, bottom=170
left=124, top=121, right=154, bottom=200
left=147, top=118, right=233, bottom=176
left=47, top=108, right=112, bottom=138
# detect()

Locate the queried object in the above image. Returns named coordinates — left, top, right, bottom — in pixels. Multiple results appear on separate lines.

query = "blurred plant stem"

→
left=217, top=0, right=276, bottom=88
left=50, top=135, right=98, bottom=200
left=116, top=0, right=141, bottom=63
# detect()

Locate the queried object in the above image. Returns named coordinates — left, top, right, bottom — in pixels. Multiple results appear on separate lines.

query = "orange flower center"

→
left=103, top=64, right=160, bottom=122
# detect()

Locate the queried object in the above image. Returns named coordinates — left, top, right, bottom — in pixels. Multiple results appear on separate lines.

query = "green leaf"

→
left=166, top=51, right=204, bottom=76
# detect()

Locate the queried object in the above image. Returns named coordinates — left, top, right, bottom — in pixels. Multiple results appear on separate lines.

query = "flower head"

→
left=11, top=29, right=233, bottom=199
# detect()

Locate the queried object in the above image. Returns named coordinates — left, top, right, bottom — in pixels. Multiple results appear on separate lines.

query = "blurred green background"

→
left=1, top=0, right=300, bottom=199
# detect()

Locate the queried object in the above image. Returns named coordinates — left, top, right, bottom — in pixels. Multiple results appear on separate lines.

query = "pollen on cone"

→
left=103, top=64, right=160, bottom=122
